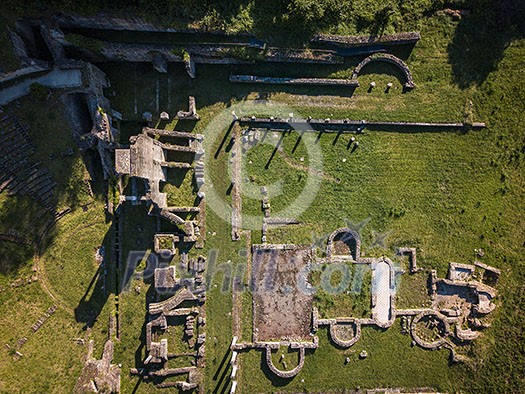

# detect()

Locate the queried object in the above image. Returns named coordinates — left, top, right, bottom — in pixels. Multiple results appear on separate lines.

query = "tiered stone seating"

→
left=0, top=112, right=56, bottom=210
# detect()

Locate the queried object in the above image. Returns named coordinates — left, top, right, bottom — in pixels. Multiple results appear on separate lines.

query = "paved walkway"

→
left=372, top=260, right=391, bottom=325
left=0, top=68, right=82, bottom=105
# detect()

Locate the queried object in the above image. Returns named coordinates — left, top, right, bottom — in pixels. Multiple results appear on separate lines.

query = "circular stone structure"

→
left=410, top=311, right=450, bottom=349
left=329, top=321, right=361, bottom=348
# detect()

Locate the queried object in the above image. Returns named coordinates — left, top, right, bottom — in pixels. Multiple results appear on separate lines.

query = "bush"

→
left=65, top=33, right=104, bottom=53
left=29, top=82, right=48, bottom=101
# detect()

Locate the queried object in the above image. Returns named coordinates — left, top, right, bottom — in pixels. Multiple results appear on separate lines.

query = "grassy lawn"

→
left=42, top=203, right=110, bottom=310
left=313, top=263, right=373, bottom=319
left=0, top=94, right=112, bottom=392
left=114, top=276, right=154, bottom=393
left=98, top=9, right=525, bottom=391
left=163, top=168, right=197, bottom=207
left=396, top=270, right=433, bottom=310
left=0, top=92, right=96, bottom=275
left=240, top=324, right=453, bottom=393
left=0, top=283, right=86, bottom=393
left=0, top=1, right=524, bottom=393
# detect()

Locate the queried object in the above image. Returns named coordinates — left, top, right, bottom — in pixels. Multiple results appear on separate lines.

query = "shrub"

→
left=65, top=33, right=104, bottom=53
left=29, top=82, right=48, bottom=101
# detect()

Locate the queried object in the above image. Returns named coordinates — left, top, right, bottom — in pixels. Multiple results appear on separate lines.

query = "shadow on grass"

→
left=265, top=132, right=285, bottom=169
left=214, top=121, right=235, bottom=159
left=163, top=168, right=191, bottom=188
left=134, top=284, right=156, bottom=368
left=0, top=96, right=107, bottom=276
left=174, top=119, right=198, bottom=132
left=256, top=347, right=313, bottom=388
left=74, top=223, right=113, bottom=329
left=0, top=193, right=56, bottom=275
left=447, top=0, right=525, bottom=89
left=212, top=347, right=232, bottom=393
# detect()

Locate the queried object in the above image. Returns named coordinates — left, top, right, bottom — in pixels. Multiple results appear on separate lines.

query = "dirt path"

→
left=33, top=210, right=76, bottom=316
left=33, top=254, right=75, bottom=316
left=231, top=230, right=252, bottom=339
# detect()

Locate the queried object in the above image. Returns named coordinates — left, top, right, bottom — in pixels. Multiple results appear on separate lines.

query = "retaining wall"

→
left=230, top=75, right=358, bottom=87
left=311, top=32, right=420, bottom=48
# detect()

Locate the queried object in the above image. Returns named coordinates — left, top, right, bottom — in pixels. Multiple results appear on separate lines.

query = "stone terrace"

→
left=0, top=111, right=56, bottom=210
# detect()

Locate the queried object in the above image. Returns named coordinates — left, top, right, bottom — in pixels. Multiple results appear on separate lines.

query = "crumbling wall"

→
left=311, top=32, right=421, bottom=48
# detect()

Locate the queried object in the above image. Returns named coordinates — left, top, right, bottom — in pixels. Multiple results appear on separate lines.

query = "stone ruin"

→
left=231, top=244, right=318, bottom=379
left=112, top=118, right=208, bottom=390
left=351, top=53, right=416, bottom=89
left=238, top=115, right=485, bottom=132
left=229, top=52, right=415, bottom=89
left=257, top=186, right=300, bottom=243
left=153, top=233, right=178, bottom=256
left=317, top=229, right=500, bottom=360
left=230, top=74, right=359, bottom=87
left=310, top=31, right=421, bottom=48
left=114, top=126, right=205, bottom=245
left=131, top=254, right=207, bottom=391
left=75, top=339, right=121, bottom=394
left=4, top=13, right=498, bottom=390
left=0, top=111, right=56, bottom=210
left=176, top=96, right=200, bottom=120
left=231, top=227, right=500, bottom=380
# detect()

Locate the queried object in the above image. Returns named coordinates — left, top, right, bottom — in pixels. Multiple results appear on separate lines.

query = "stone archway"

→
left=351, top=53, right=416, bottom=89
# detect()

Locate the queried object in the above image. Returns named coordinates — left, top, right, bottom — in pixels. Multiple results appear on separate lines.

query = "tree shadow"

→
left=447, top=1, right=525, bottom=89
left=174, top=119, right=197, bottom=132
left=369, top=5, right=394, bottom=38
left=250, top=0, right=313, bottom=46
left=74, top=223, right=114, bottom=328
left=0, top=97, right=106, bottom=276
left=212, top=347, right=232, bottom=393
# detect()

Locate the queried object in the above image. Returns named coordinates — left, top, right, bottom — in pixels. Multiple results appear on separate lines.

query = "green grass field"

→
left=0, top=1, right=524, bottom=393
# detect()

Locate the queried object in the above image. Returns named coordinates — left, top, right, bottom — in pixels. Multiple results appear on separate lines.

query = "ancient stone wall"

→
left=238, top=116, right=486, bottom=131
left=230, top=75, right=358, bottom=86
left=264, top=345, right=306, bottom=378
left=311, top=32, right=421, bottom=48
left=351, top=53, right=416, bottom=89
left=398, top=247, right=418, bottom=273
